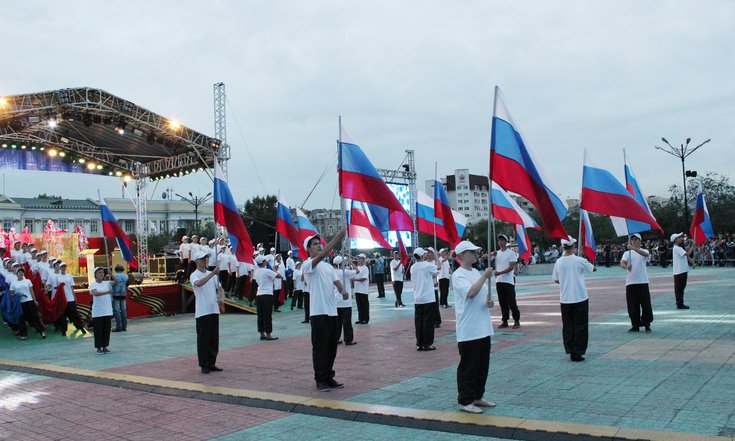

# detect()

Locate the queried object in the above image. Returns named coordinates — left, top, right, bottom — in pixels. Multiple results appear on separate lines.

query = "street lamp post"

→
left=654, top=137, right=710, bottom=231
left=176, top=191, right=212, bottom=234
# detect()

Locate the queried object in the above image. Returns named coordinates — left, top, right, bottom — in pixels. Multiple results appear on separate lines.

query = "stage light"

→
left=39, top=147, right=45, bottom=151
left=168, top=120, right=181, bottom=130
left=59, top=151, right=65, bottom=157
left=31, top=146, right=36, bottom=150
left=115, top=171, right=123, bottom=177
left=115, top=127, right=125, bottom=135
left=0, top=97, right=7, bottom=107
left=123, top=175, right=132, bottom=182
left=78, top=158, right=86, bottom=164
left=87, top=162, right=96, bottom=170
left=47, top=118, right=57, bottom=129
left=11, top=145, right=16, bottom=149
left=96, top=164, right=103, bottom=170
left=1, top=144, right=6, bottom=148
left=20, top=145, right=26, bottom=149
left=108, top=172, right=113, bottom=176
left=48, top=148, right=58, bottom=157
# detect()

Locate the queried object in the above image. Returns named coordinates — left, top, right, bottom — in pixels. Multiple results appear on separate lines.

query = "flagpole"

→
left=433, top=162, right=438, bottom=252
left=275, top=189, right=280, bottom=253
left=338, top=116, right=349, bottom=278
left=487, top=87, right=499, bottom=289
left=98, top=190, right=112, bottom=274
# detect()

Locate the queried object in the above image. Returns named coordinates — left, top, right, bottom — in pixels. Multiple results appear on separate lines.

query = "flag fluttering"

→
left=276, top=196, right=303, bottom=258
left=690, top=180, right=714, bottom=246
left=296, top=208, right=327, bottom=252
left=434, top=176, right=461, bottom=246
left=416, top=191, right=467, bottom=245
left=213, top=161, right=255, bottom=264
left=515, top=224, right=532, bottom=262
left=99, top=197, right=138, bottom=270
left=579, top=209, right=596, bottom=262
left=397, top=234, right=411, bottom=267
left=348, top=200, right=392, bottom=249
left=491, top=181, right=541, bottom=230
left=611, top=150, right=659, bottom=236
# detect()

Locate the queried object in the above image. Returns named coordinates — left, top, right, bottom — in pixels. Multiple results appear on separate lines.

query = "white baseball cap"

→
left=631, top=233, right=642, bottom=240
left=561, top=237, right=577, bottom=247
left=497, top=234, right=509, bottom=242
left=454, top=240, right=481, bottom=255
left=332, top=255, right=344, bottom=265
left=357, top=253, right=367, bottom=259
left=670, top=233, right=683, bottom=242
left=303, top=234, right=321, bottom=251
left=413, top=247, right=426, bottom=258
left=192, top=250, right=208, bottom=261
left=255, top=255, right=267, bottom=265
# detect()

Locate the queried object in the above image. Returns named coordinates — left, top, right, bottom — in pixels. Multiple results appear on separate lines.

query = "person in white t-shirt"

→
left=190, top=250, right=224, bottom=374
left=253, top=255, right=281, bottom=341
left=551, top=237, right=596, bottom=362
left=56, top=262, right=87, bottom=336
left=333, top=256, right=357, bottom=346
left=234, top=259, right=254, bottom=301
left=451, top=240, right=496, bottom=414
left=10, top=267, right=46, bottom=341
left=411, top=247, right=440, bottom=351
left=493, top=234, right=520, bottom=329
left=187, top=235, right=200, bottom=278
left=179, top=235, right=191, bottom=275
left=671, top=233, right=695, bottom=309
left=390, top=251, right=405, bottom=307
left=285, top=250, right=296, bottom=300
left=302, top=230, right=348, bottom=392
left=273, top=254, right=286, bottom=312
left=438, top=249, right=452, bottom=308
left=10, top=241, right=23, bottom=263
left=90, top=266, right=117, bottom=354
left=352, top=254, right=370, bottom=324
left=291, top=260, right=305, bottom=310
left=620, top=234, right=653, bottom=333
left=217, top=247, right=231, bottom=294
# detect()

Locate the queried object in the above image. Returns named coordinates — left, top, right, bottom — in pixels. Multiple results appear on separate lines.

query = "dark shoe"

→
left=570, top=354, right=585, bottom=362
left=628, top=327, right=640, bottom=333
left=345, top=341, right=357, bottom=346
left=337, top=340, right=343, bottom=345
left=326, top=378, right=344, bottom=389
left=201, top=367, right=211, bottom=374
left=355, top=321, right=362, bottom=324
left=677, top=304, right=690, bottom=309
left=112, top=329, right=122, bottom=333
left=301, top=320, right=310, bottom=323
left=264, top=336, right=278, bottom=341
left=291, top=307, right=294, bottom=310
left=316, top=382, right=331, bottom=392
left=417, top=346, right=425, bottom=351
left=209, top=366, right=223, bottom=372
left=512, top=322, right=520, bottom=329
left=644, top=326, right=652, bottom=333
left=96, top=348, right=104, bottom=354
left=434, top=324, right=441, bottom=328
left=274, top=309, right=281, bottom=312
left=424, top=346, right=437, bottom=351
left=395, top=301, right=399, bottom=307
left=260, top=336, right=267, bottom=340
left=122, top=328, right=127, bottom=332
left=103, top=347, right=110, bottom=353
left=498, top=321, right=509, bottom=329
left=61, top=332, right=67, bottom=337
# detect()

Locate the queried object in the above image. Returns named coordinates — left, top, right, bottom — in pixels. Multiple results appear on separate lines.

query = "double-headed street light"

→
left=176, top=191, right=212, bottom=233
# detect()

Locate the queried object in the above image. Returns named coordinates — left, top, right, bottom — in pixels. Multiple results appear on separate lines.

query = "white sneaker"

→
left=459, top=404, right=483, bottom=414
left=474, top=398, right=496, bottom=408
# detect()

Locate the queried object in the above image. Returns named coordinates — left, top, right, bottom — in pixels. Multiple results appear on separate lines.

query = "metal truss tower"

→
left=135, top=163, right=150, bottom=276
left=376, top=149, right=417, bottom=247
left=213, top=82, right=230, bottom=179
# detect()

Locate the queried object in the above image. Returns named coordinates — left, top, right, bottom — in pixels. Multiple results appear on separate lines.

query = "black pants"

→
left=337, top=307, right=354, bottom=343
left=303, top=292, right=310, bottom=321
left=439, top=278, right=450, bottom=306
left=497, top=282, right=520, bottom=322
left=457, top=336, right=491, bottom=405
left=392, top=281, right=404, bottom=305
left=256, top=295, right=274, bottom=333
left=291, top=289, right=303, bottom=309
left=626, top=283, right=653, bottom=327
left=286, top=276, right=294, bottom=298
left=415, top=302, right=436, bottom=348
left=433, top=290, right=442, bottom=326
left=310, top=314, right=340, bottom=383
left=234, top=275, right=247, bottom=300
left=218, top=270, right=230, bottom=292
left=375, top=273, right=385, bottom=297
left=355, top=293, right=369, bottom=323
left=92, top=315, right=112, bottom=349
left=60, top=301, right=86, bottom=334
left=18, top=301, right=45, bottom=337
left=560, top=300, right=588, bottom=357
left=249, top=280, right=258, bottom=302
left=674, top=272, right=688, bottom=306
left=195, top=313, right=219, bottom=368
left=187, top=261, right=197, bottom=280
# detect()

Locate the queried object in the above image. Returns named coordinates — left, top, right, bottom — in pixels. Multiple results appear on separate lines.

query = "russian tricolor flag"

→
left=99, top=198, right=138, bottom=270
left=611, top=150, right=660, bottom=236
left=579, top=209, right=596, bottom=262
left=296, top=208, right=326, bottom=250
left=434, top=177, right=461, bottom=246
left=416, top=191, right=467, bottom=245
left=515, top=224, right=532, bottom=262
left=690, top=180, right=714, bottom=246
left=490, top=87, right=569, bottom=239
left=491, top=181, right=541, bottom=230
left=276, top=196, right=303, bottom=258
left=338, top=125, right=413, bottom=232
left=213, top=161, right=255, bottom=264
left=581, top=150, right=662, bottom=231
left=348, top=200, right=392, bottom=249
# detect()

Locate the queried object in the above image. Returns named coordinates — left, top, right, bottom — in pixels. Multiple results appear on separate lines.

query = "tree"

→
left=667, top=172, right=735, bottom=234
left=242, top=195, right=277, bottom=249
left=37, top=193, right=62, bottom=199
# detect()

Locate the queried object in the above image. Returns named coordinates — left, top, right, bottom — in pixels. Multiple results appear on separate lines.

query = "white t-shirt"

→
left=10, top=249, right=23, bottom=263
left=621, top=250, right=649, bottom=285
left=5, top=272, right=18, bottom=286
left=217, top=253, right=231, bottom=271
left=303, top=259, right=337, bottom=316
left=190, top=269, right=220, bottom=318
left=11, top=279, right=34, bottom=303
left=412, top=261, right=438, bottom=304
left=293, top=268, right=305, bottom=290
left=238, top=261, right=254, bottom=278
left=189, top=243, right=200, bottom=258
left=228, top=254, right=237, bottom=272
left=552, top=255, right=594, bottom=304
left=44, top=268, right=57, bottom=286
left=180, top=243, right=191, bottom=259
left=439, top=259, right=451, bottom=280
left=334, top=268, right=356, bottom=308
left=205, top=246, right=217, bottom=267
left=390, top=259, right=404, bottom=282
left=274, top=260, right=286, bottom=290
left=266, top=254, right=276, bottom=269
left=286, top=257, right=296, bottom=271
left=672, top=245, right=689, bottom=275
left=254, top=268, right=277, bottom=295
left=90, top=281, right=113, bottom=317
left=495, top=249, right=518, bottom=285
left=34, top=262, right=50, bottom=280
left=47, top=272, right=62, bottom=297
left=452, top=267, right=494, bottom=342
left=353, top=265, right=369, bottom=294
left=57, top=273, right=76, bottom=302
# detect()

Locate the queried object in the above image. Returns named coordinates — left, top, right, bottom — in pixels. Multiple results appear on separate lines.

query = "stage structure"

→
left=0, top=87, right=222, bottom=275
left=376, top=149, right=417, bottom=248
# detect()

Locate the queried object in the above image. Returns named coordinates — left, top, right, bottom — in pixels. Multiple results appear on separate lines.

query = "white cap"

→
left=561, top=237, right=577, bottom=247
left=93, top=266, right=105, bottom=275
left=192, top=250, right=208, bottom=261
left=60, top=262, right=67, bottom=267
left=631, top=233, right=642, bottom=240
left=332, top=255, right=344, bottom=265
left=497, top=234, right=509, bottom=242
left=670, top=232, right=684, bottom=242
left=303, top=234, right=321, bottom=251
left=413, top=247, right=426, bottom=258
left=270, top=247, right=276, bottom=252
left=454, top=240, right=481, bottom=255
left=182, top=235, right=189, bottom=239
left=439, top=248, right=447, bottom=254
left=427, top=247, right=436, bottom=254
left=357, top=253, right=367, bottom=259
left=287, top=250, right=293, bottom=255
left=255, top=255, right=267, bottom=265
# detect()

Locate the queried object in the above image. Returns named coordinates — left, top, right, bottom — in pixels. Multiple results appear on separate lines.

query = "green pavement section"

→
left=345, top=267, right=735, bottom=437
left=213, top=413, right=510, bottom=441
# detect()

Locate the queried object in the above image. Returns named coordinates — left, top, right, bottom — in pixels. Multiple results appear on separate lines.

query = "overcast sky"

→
left=1, top=1, right=733, bottom=211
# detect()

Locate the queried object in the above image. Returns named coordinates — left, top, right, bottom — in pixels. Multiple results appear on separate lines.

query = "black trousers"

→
left=303, top=292, right=310, bottom=321
left=355, top=293, right=369, bottom=323
left=310, top=314, right=340, bottom=383
left=674, top=272, right=688, bottom=306
left=393, top=281, right=404, bottom=305
left=560, top=300, right=588, bottom=357
left=60, top=301, right=86, bottom=334
left=249, top=280, right=258, bottom=302
left=18, top=301, right=45, bottom=337
left=626, top=283, right=653, bottom=327
left=195, top=313, right=219, bottom=368
left=497, top=282, right=520, bottom=322
left=234, top=275, right=247, bottom=300
left=286, top=276, right=294, bottom=298
left=291, top=289, right=303, bottom=308
left=375, top=273, right=385, bottom=297
left=415, top=302, right=436, bottom=347
left=218, top=270, right=229, bottom=292
left=433, top=290, right=442, bottom=326
left=92, top=315, right=112, bottom=349
left=256, top=295, right=274, bottom=333
left=457, top=336, right=491, bottom=405
left=337, top=307, right=354, bottom=343
left=439, top=278, right=450, bottom=306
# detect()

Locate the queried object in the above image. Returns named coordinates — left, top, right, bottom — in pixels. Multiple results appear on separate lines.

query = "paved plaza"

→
left=1, top=266, right=734, bottom=440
